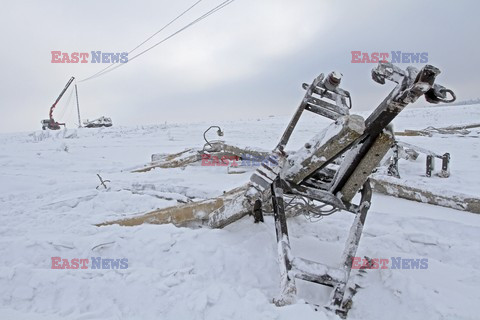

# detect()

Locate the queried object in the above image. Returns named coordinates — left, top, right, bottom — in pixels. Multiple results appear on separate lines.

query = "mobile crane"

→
left=41, top=76, right=75, bottom=130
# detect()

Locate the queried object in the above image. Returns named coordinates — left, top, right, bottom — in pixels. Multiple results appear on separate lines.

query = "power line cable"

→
left=79, top=0, right=204, bottom=82
left=79, top=0, right=234, bottom=83
left=80, top=0, right=233, bottom=82
left=57, top=86, right=75, bottom=121
left=129, top=0, right=204, bottom=54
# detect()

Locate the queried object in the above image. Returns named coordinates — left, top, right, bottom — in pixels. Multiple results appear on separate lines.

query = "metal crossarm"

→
left=260, top=62, right=456, bottom=317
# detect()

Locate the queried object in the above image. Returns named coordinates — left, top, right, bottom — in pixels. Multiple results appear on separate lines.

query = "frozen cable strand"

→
left=79, top=0, right=235, bottom=83
left=129, top=0, right=204, bottom=54
left=57, top=86, right=75, bottom=121
left=80, top=0, right=204, bottom=82
left=82, top=0, right=234, bottom=82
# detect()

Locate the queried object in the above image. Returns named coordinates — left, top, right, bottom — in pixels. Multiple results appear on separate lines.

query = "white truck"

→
left=83, top=116, right=113, bottom=128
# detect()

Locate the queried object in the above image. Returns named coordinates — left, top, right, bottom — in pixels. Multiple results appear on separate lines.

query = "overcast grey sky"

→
left=0, top=0, right=478, bottom=133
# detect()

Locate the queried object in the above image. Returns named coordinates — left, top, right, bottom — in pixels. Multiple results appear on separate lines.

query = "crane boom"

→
left=42, top=76, right=75, bottom=130
left=49, top=76, right=75, bottom=120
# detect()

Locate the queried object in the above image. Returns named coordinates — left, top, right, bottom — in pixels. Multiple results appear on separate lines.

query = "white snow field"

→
left=0, top=104, right=479, bottom=320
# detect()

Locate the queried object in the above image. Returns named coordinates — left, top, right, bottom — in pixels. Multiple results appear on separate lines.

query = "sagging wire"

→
left=79, top=0, right=236, bottom=83
left=80, top=0, right=204, bottom=82
left=283, top=194, right=339, bottom=222
left=57, top=86, right=75, bottom=121
left=128, top=0, right=204, bottom=54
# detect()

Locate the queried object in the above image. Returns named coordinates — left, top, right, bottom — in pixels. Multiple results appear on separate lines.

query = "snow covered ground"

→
left=0, top=104, right=479, bottom=319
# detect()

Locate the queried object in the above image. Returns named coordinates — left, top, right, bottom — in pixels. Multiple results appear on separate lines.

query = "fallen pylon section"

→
left=101, top=62, right=458, bottom=317
left=98, top=185, right=249, bottom=227
left=395, top=123, right=480, bottom=137
left=371, top=175, right=480, bottom=214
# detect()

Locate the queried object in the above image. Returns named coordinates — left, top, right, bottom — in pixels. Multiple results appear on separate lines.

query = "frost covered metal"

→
left=103, top=62, right=457, bottom=316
